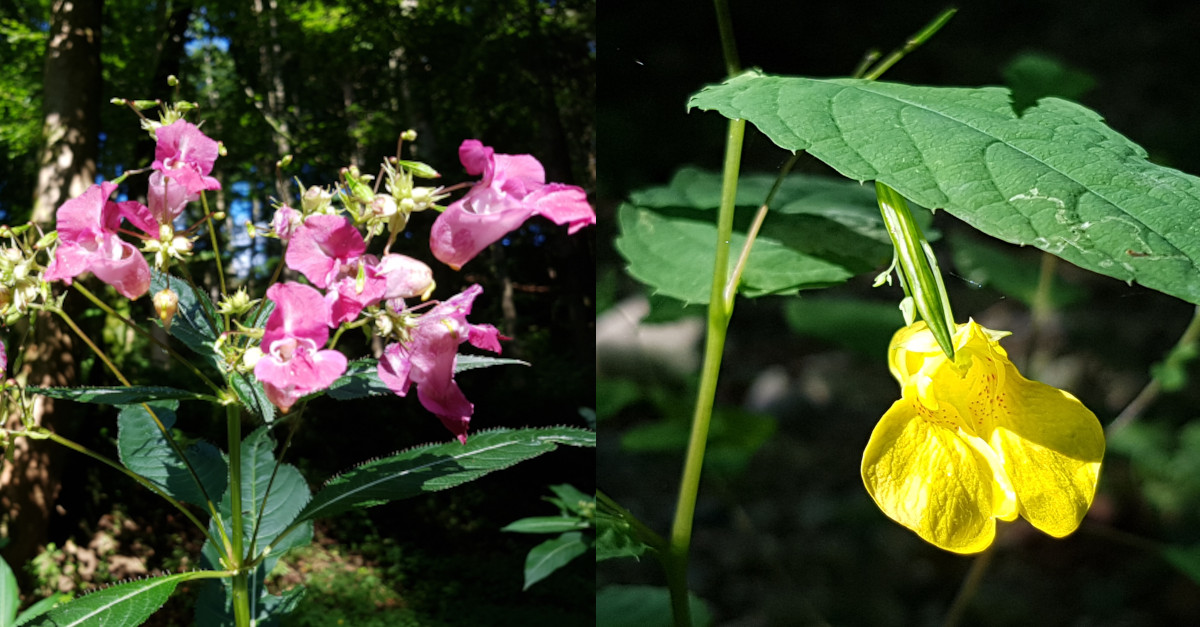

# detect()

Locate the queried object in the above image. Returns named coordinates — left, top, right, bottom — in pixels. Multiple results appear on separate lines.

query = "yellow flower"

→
left=861, top=320, right=1105, bottom=554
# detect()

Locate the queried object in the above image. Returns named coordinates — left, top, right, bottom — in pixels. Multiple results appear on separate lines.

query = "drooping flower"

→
left=377, top=284, right=502, bottom=443
left=861, top=320, right=1105, bottom=554
left=430, top=139, right=595, bottom=270
left=151, top=119, right=221, bottom=196
left=253, top=282, right=347, bottom=413
left=45, top=182, right=151, bottom=300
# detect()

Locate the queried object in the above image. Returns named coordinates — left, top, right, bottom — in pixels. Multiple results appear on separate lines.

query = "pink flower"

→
left=430, top=140, right=595, bottom=270
left=377, top=253, right=434, bottom=302
left=285, top=214, right=388, bottom=325
left=120, top=172, right=193, bottom=238
left=152, top=120, right=221, bottom=196
left=325, top=255, right=387, bottom=326
left=254, top=282, right=347, bottom=413
left=377, top=284, right=502, bottom=443
left=45, top=182, right=151, bottom=300
left=285, top=214, right=366, bottom=289
left=146, top=171, right=194, bottom=227
left=1, top=339, right=6, bottom=380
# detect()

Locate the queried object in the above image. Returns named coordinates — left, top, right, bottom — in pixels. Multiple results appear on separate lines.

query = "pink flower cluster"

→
left=430, top=140, right=594, bottom=270
left=46, top=120, right=221, bottom=299
left=262, top=210, right=498, bottom=443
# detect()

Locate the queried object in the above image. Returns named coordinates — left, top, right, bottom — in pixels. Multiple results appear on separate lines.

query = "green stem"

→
left=227, top=404, right=251, bottom=627
left=713, top=0, right=740, bottom=76
left=53, top=307, right=130, bottom=386
left=863, top=8, right=958, bottom=80
left=724, top=152, right=801, bottom=304
left=666, top=117, right=745, bottom=627
left=71, top=282, right=224, bottom=396
left=1108, top=305, right=1200, bottom=434
left=200, top=191, right=231, bottom=332
left=942, top=545, right=995, bottom=627
left=596, top=489, right=667, bottom=552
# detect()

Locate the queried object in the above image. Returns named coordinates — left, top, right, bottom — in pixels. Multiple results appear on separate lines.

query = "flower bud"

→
left=242, top=346, right=263, bottom=371
left=153, top=288, right=180, bottom=331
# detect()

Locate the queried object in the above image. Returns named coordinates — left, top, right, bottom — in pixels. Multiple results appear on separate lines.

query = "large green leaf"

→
left=616, top=169, right=902, bottom=303
left=31, top=386, right=214, bottom=406
left=200, top=426, right=311, bottom=574
left=689, top=72, right=1200, bottom=305
left=116, top=402, right=227, bottom=509
left=24, top=572, right=216, bottom=627
left=198, top=427, right=311, bottom=626
left=284, top=427, right=595, bottom=536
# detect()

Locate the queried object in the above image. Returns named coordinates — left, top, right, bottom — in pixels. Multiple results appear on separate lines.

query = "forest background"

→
left=0, top=0, right=595, bottom=625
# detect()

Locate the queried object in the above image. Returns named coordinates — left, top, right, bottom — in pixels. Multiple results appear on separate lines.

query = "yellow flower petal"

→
left=862, top=399, right=997, bottom=554
left=989, top=370, right=1105, bottom=537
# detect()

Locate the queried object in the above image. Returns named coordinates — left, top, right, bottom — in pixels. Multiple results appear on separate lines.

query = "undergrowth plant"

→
left=0, top=81, right=595, bottom=626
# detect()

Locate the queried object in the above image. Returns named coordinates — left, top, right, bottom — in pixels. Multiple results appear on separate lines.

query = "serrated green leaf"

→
left=690, top=72, right=1200, bottom=305
left=117, top=401, right=227, bottom=509
left=454, top=354, right=529, bottom=372
left=150, top=270, right=222, bottom=371
left=502, top=516, right=590, bottom=534
left=24, top=572, right=212, bottom=627
left=522, top=532, right=589, bottom=590
left=286, top=427, right=595, bottom=533
left=229, top=372, right=275, bottom=423
left=200, top=426, right=310, bottom=574
left=198, top=427, right=311, bottom=625
left=31, top=386, right=214, bottom=406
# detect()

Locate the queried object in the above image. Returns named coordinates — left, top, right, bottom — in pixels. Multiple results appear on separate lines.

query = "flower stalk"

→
left=875, top=182, right=957, bottom=360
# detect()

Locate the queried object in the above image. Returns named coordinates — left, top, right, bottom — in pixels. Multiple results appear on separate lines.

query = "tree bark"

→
left=3, top=0, right=103, bottom=580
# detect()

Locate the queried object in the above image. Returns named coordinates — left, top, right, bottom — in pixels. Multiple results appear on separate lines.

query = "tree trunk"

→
left=2, top=0, right=103, bottom=580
